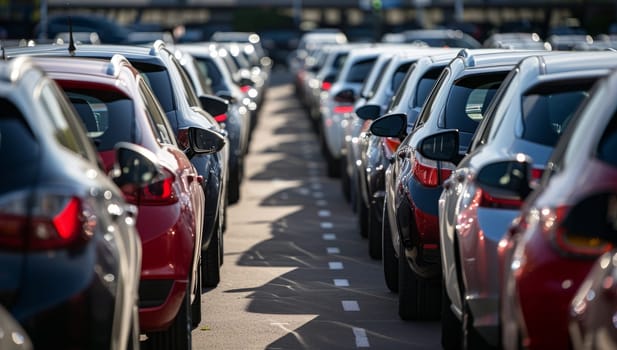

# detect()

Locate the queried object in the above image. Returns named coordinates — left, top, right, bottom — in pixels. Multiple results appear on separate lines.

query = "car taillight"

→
left=0, top=192, right=92, bottom=250
left=214, top=113, right=227, bottom=123
left=177, top=128, right=189, bottom=150
left=539, top=206, right=613, bottom=257
left=122, top=168, right=179, bottom=206
left=384, top=137, right=400, bottom=154
left=240, top=85, right=251, bottom=93
left=333, top=105, right=354, bottom=114
left=411, top=151, right=454, bottom=187
left=322, top=81, right=332, bottom=91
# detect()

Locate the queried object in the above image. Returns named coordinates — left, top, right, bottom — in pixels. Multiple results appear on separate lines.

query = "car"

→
left=175, top=46, right=248, bottom=205
left=384, top=29, right=482, bottom=49
left=353, top=48, right=456, bottom=258
left=499, top=61, right=617, bottom=350
left=370, top=49, right=544, bottom=321
left=568, top=191, right=617, bottom=350
left=34, top=13, right=130, bottom=43
left=0, top=56, right=154, bottom=349
left=30, top=54, right=226, bottom=349
left=482, top=32, right=551, bottom=50
left=8, top=40, right=230, bottom=289
left=438, top=51, right=617, bottom=349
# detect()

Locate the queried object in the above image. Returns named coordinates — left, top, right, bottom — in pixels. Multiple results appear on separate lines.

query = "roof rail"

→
left=106, top=54, right=130, bottom=77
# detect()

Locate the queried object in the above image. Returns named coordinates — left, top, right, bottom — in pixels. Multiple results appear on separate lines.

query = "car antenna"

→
left=68, top=15, right=76, bottom=56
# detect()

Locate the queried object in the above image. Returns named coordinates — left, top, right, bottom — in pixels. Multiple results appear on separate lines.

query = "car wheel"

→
left=441, top=281, right=462, bottom=350
left=191, top=261, right=202, bottom=329
left=202, top=220, right=221, bottom=288
left=382, top=202, right=398, bottom=292
left=356, top=193, right=369, bottom=238
left=462, top=299, right=493, bottom=350
left=148, top=284, right=192, bottom=350
left=398, top=239, right=441, bottom=320
left=340, top=155, right=351, bottom=202
left=228, top=165, right=241, bottom=205
left=368, top=199, right=382, bottom=259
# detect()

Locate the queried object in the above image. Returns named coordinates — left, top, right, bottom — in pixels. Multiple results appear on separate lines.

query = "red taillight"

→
left=214, top=113, right=228, bottom=123
left=333, top=105, right=354, bottom=114
left=122, top=169, right=178, bottom=206
left=479, top=189, right=523, bottom=209
left=539, top=206, right=613, bottom=257
left=0, top=193, right=91, bottom=251
left=384, top=137, right=401, bottom=154
left=322, top=81, right=332, bottom=91
left=531, top=168, right=544, bottom=180
left=177, top=129, right=189, bottom=150
left=411, top=151, right=454, bottom=187
left=240, top=85, right=251, bottom=93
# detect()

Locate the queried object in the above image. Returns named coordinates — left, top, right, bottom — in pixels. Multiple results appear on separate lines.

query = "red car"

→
left=499, top=65, right=617, bottom=350
left=32, top=55, right=225, bottom=349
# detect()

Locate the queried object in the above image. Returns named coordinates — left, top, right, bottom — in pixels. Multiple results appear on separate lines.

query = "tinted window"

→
left=416, top=68, right=450, bottom=127
left=133, top=63, right=175, bottom=114
left=65, top=89, right=135, bottom=152
left=0, top=98, right=38, bottom=169
left=414, top=67, right=443, bottom=109
left=521, top=80, right=594, bottom=147
left=365, top=58, right=392, bottom=98
left=194, top=57, right=226, bottom=93
left=444, top=72, right=507, bottom=133
left=333, top=52, right=348, bottom=70
left=391, top=62, right=412, bottom=93
left=597, top=111, right=617, bottom=167
left=345, top=58, right=377, bottom=84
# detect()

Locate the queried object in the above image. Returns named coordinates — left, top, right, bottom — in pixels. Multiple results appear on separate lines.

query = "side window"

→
left=37, top=82, right=93, bottom=160
left=597, top=111, right=617, bottom=167
left=170, top=55, right=202, bottom=108
left=139, top=80, right=176, bottom=146
left=415, top=67, right=450, bottom=128
left=391, top=62, right=412, bottom=94
left=345, top=58, right=377, bottom=84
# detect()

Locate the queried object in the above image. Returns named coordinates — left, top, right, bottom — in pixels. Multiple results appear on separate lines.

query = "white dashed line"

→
left=326, top=247, right=340, bottom=254
left=320, top=222, right=333, bottom=229
left=318, top=210, right=331, bottom=217
left=353, top=328, right=370, bottom=348
left=333, top=279, right=349, bottom=287
left=322, top=233, right=336, bottom=240
left=329, top=262, right=344, bottom=270
left=341, top=300, right=360, bottom=311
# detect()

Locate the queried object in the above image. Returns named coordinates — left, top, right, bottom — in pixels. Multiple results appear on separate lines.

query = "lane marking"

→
left=353, top=327, right=370, bottom=348
left=342, top=300, right=360, bottom=311
left=322, top=233, right=336, bottom=240
left=334, top=279, right=349, bottom=287
left=320, top=222, right=333, bottom=229
left=326, top=247, right=340, bottom=254
left=313, top=192, right=325, bottom=199
left=318, top=210, right=331, bottom=217
left=329, top=262, right=344, bottom=270
left=311, top=183, right=322, bottom=190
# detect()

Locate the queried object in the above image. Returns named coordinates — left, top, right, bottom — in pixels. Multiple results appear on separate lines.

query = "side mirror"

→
left=111, top=142, right=161, bottom=189
left=356, top=104, right=381, bottom=120
left=185, top=127, right=226, bottom=159
left=561, top=192, right=617, bottom=246
left=475, top=155, right=533, bottom=207
left=418, top=130, right=459, bottom=163
left=370, top=113, right=407, bottom=138
left=334, top=89, right=355, bottom=103
left=216, top=90, right=235, bottom=103
left=199, top=94, right=228, bottom=116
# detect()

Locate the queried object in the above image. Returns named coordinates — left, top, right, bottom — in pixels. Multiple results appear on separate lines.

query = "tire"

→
left=398, top=239, right=441, bottom=321
left=441, top=281, right=462, bottom=350
left=340, top=155, right=351, bottom=202
left=382, top=202, right=398, bottom=292
left=368, top=199, right=382, bottom=260
left=228, top=165, right=241, bottom=205
left=148, top=284, right=192, bottom=350
left=462, top=299, right=494, bottom=350
left=325, top=150, right=340, bottom=178
left=202, top=221, right=221, bottom=288
left=191, top=262, right=202, bottom=329
left=356, top=194, right=369, bottom=238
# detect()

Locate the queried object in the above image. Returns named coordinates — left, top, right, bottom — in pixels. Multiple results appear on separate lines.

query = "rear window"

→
left=521, top=80, right=595, bottom=147
left=345, top=57, right=377, bottom=84
left=444, top=72, right=507, bottom=133
left=65, top=89, right=135, bottom=152
left=0, top=98, right=38, bottom=168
